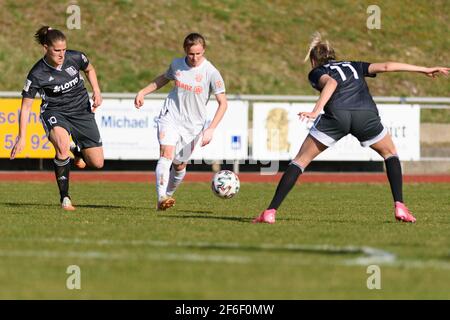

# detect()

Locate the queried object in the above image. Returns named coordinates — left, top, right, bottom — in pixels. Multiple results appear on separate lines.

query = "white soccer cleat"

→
left=61, top=196, right=76, bottom=211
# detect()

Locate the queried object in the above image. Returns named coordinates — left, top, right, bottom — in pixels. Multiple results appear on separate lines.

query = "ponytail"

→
left=304, top=32, right=336, bottom=67
left=34, top=26, right=66, bottom=46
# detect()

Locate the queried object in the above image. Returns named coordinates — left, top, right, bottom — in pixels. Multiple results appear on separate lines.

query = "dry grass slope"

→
left=0, top=0, right=448, bottom=96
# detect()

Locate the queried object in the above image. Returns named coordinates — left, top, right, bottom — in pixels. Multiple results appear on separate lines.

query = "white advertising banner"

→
left=95, top=99, right=161, bottom=159
left=252, top=103, right=420, bottom=161
left=95, top=99, right=248, bottom=160
left=190, top=100, right=248, bottom=161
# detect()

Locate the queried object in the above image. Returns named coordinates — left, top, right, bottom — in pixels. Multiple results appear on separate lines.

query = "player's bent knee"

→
left=94, top=162, right=104, bottom=169
left=160, top=154, right=174, bottom=162
left=173, top=163, right=187, bottom=171
left=160, top=146, right=175, bottom=160
left=84, top=157, right=104, bottom=169
left=91, top=159, right=104, bottom=169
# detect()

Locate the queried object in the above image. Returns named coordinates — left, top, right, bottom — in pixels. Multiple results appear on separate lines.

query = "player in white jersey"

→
left=134, top=33, right=228, bottom=210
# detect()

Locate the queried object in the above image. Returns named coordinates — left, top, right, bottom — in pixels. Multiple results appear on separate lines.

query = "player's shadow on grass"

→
left=165, top=211, right=251, bottom=223
left=0, top=202, right=130, bottom=210
left=1, top=202, right=56, bottom=209
left=75, top=204, right=135, bottom=209
left=176, top=209, right=214, bottom=214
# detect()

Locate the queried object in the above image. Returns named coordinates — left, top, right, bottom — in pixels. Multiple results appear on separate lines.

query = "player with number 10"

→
left=10, top=26, right=105, bottom=211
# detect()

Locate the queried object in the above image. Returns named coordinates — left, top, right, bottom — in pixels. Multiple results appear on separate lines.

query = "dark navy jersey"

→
left=22, top=50, right=90, bottom=114
left=308, top=61, right=377, bottom=111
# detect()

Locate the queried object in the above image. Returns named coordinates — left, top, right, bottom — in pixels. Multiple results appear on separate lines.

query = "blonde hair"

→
left=304, top=32, right=336, bottom=66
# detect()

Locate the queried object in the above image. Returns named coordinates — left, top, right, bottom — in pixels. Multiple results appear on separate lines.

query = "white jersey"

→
left=161, top=57, right=225, bottom=133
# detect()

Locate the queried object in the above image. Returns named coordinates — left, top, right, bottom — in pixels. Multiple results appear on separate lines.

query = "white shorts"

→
left=157, top=116, right=203, bottom=164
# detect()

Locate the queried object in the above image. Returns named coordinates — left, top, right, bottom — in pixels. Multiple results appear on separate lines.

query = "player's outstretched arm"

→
left=10, top=98, right=33, bottom=160
left=369, top=62, right=450, bottom=78
left=84, top=63, right=102, bottom=111
left=134, top=74, right=170, bottom=109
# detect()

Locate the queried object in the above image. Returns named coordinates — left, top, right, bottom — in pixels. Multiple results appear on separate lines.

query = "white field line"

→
left=2, top=237, right=393, bottom=265
left=0, top=249, right=250, bottom=264
left=2, top=237, right=450, bottom=269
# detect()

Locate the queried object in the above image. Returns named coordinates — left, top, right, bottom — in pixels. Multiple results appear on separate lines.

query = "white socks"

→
left=166, top=167, right=186, bottom=197
left=156, top=157, right=187, bottom=201
left=156, top=157, right=172, bottom=201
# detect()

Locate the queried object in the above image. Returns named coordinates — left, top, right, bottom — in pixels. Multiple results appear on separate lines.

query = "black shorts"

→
left=40, top=101, right=102, bottom=149
left=310, top=109, right=387, bottom=147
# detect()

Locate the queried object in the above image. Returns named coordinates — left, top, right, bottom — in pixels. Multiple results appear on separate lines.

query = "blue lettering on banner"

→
left=152, top=116, right=159, bottom=129
left=231, top=135, right=241, bottom=150
left=101, top=116, right=149, bottom=128
left=0, top=109, right=41, bottom=125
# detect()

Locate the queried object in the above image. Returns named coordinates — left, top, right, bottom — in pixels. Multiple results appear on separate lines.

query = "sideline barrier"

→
left=1, top=93, right=447, bottom=161
left=0, top=97, right=249, bottom=160
left=252, top=103, right=420, bottom=161
left=0, top=99, right=54, bottom=158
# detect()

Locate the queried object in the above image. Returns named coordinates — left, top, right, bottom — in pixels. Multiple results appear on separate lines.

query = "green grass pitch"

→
left=0, top=181, right=449, bottom=299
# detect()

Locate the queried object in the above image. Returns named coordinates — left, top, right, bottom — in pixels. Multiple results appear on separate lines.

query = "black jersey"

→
left=308, top=61, right=377, bottom=112
left=22, top=50, right=90, bottom=114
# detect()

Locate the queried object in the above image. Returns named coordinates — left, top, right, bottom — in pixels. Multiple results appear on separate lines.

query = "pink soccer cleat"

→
left=253, top=209, right=277, bottom=224
left=394, top=201, right=416, bottom=223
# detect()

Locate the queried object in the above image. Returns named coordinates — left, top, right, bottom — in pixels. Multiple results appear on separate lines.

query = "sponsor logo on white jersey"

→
left=65, top=66, right=78, bottom=77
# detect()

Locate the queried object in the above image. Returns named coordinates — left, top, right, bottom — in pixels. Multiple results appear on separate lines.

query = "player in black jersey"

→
left=254, top=32, right=449, bottom=224
left=10, top=26, right=104, bottom=211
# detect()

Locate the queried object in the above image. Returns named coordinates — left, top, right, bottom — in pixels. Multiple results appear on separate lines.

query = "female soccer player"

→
left=135, top=33, right=228, bottom=210
left=10, top=26, right=104, bottom=211
left=254, top=33, right=449, bottom=224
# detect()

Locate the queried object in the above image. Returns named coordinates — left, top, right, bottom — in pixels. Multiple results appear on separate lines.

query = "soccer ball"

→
left=211, top=170, right=240, bottom=199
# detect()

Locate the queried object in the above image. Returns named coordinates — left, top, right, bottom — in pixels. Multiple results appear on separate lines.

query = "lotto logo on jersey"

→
left=81, top=54, right=88, bottom=63
left=53, top=77, right=79, bottom=93
left=65, top=66, right=78, bottom=77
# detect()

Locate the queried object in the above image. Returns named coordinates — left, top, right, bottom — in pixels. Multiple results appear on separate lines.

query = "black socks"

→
left=268, top=162, right=304, bottom=210
left=54, top=157, right=71, bottom=202
left=385, top=155, right=403, bottom=203
left=71, top=143, right=84, bottom=158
